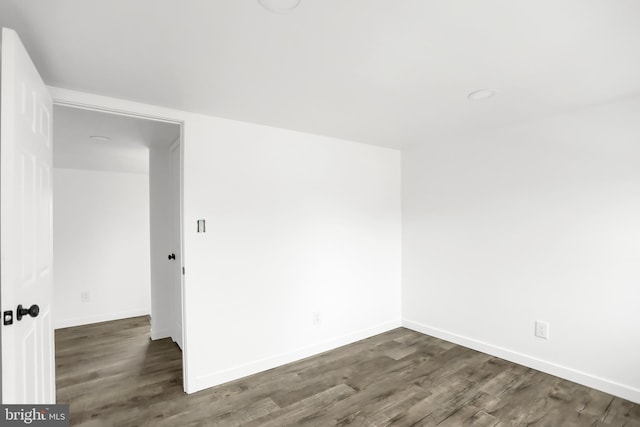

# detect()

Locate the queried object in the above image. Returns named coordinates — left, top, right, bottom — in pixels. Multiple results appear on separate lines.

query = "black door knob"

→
left=168, top=253, right=176, bottom=260
left=16, top=304, right=39, bottom=321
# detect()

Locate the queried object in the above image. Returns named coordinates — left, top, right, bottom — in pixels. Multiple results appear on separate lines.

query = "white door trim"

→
left=49, top=87, right=189, bottom=393
left=52, top=99, right=184, bottom=126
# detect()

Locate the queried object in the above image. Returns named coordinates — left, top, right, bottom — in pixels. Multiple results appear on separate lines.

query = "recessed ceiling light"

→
left=467, top=89, right=496, bottom=101
left=90, top=135, right=112, bottom=141
left=258, top=0, right=301, bottom=14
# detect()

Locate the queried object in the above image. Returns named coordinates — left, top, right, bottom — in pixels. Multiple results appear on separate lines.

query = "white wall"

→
left=49, top=88, right=640, bottom=404
left=183, top=116, right=402, bottom=392
left=49, top=87, right=640, bottom=403
left=149, top=146, right=173, bottom=339
left=53, top=168, right=151, bottom=329
left=402, top=97, right=640, bottom=403
left=49, top=87, right=402, bottom=393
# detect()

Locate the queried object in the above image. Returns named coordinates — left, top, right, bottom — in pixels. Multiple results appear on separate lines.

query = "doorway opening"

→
left=51, top=105, right=185, bottom=391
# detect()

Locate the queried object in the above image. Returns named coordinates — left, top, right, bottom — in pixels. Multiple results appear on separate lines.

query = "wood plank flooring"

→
left=56, top=317, right=640, bottom=426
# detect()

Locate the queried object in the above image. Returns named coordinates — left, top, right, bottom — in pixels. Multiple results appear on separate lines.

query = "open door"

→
left=1, top=28, right=56, bottom=403
left=170, top=141, right=183, bottom=349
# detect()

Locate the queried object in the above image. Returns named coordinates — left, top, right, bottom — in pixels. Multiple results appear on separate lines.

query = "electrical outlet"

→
left=80, top=291, right=91, bottom=303
left=312, top=312, right=322, bottom=326
left=535, top=320, right=549, bottom=339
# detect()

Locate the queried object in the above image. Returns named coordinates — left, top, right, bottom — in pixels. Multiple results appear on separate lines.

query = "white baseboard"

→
left=188, top=319, right=402, bottom=394
left=150, top=329, right=171, bottom=340
left=402, top=319, right=640, bottom=404
left=54, top=309, right=150, bottom=330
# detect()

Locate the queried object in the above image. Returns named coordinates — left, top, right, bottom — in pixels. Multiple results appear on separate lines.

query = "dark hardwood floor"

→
left=55, top=317, right=640, bottom=426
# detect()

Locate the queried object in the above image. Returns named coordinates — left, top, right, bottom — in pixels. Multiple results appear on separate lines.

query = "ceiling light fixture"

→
left=89, top=135, right=112, bottom=141
left=258, top=0, right=301, bottom=14
left=467, top=89, right=496, bottom=101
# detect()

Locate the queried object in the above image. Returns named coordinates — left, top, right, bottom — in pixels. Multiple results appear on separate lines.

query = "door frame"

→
left=50, top=87, right=189, bottom=392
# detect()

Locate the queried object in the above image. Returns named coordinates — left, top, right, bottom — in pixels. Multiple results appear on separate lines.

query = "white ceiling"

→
left=54, top=105, right=180, bottom=173
left=2, top=0, right=640, bottom=149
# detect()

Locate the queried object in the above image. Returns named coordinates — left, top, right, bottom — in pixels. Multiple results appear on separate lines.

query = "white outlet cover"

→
left=535, top=320, right=549, bottom=339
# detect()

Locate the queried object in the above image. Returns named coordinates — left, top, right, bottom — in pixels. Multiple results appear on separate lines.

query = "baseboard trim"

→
left=150, top=329, right=171, bottom=340
left=54, top=309, right=150, bottom=330
left=188, top=319, right=402, bottom=394
left=402, top=319, right=640, bottom=404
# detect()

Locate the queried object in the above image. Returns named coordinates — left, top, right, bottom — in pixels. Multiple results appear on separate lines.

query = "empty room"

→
left=0, top=1, right=639, bottom=426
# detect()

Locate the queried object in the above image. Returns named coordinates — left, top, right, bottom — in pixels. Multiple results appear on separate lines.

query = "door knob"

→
left=168, top=253, right=176, bottom=260
left=16, top=304, right=39, bottom=321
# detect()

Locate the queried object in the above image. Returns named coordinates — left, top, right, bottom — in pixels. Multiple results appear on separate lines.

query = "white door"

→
left=170, top=142, right=183, bottom=349
left=1, top=28, right=55, bottom=404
